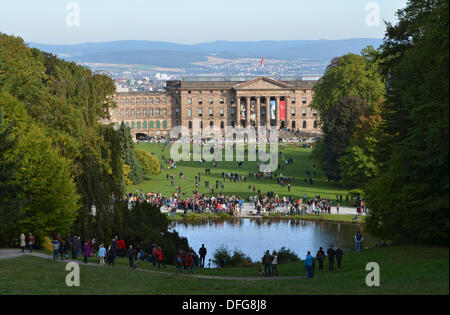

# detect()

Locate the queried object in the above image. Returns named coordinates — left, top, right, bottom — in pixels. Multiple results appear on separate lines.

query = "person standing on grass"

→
left=127, top=245, right=137, bottom=269
left=272, top=251, right=279, bottom=277
left=262, top=250, right=273, bottom=277
left=98, top=244, right=106, bottom=266
left=304, top=251, right=314, bottom=278
left=185, top=251, right=194, bottom=274
left=199, top=244, right=207, bottom=267
left=316, top=247, right=325, bottom=270
left=82, top=241, right=91, bottom=264
left=335, top=247, right=343, bottom=269
left=327, top=245, right=336, bottom=271
left=20, top=233, right=25, bottom=253
left=355, top=231, right=364, bottom=252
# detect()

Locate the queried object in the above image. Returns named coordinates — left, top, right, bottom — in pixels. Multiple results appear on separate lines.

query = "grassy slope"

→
left=1, top=245, right=447, bottom=295
left=127, top=143, right=349, bottom=202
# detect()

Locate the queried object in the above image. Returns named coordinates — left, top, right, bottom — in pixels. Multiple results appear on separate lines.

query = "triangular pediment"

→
left=233, top=77, right=293, bottom=90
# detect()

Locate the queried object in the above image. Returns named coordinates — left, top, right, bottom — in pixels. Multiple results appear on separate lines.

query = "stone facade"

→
left=108, top=76, right=320, bottom=139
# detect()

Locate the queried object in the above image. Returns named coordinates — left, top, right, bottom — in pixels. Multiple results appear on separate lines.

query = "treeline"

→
left=0, top=33, right=164, bottom=247
left=311, top=0, right=448, bottom=244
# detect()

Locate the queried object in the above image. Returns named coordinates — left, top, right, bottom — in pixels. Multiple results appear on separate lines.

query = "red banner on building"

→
left=280, top=100, right=286, bottom=120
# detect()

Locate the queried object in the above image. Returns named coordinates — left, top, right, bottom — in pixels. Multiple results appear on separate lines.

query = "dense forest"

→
left=0, top=33, right=184, bottom=258
left=311, top=0, right=449, bottom=244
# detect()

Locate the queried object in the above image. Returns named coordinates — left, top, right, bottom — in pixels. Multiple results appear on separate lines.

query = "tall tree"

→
left=366, top=0, right=449, bottom=243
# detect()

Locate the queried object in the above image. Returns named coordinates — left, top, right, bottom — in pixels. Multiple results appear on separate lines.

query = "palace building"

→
left=109, top=76, right=321, bottom=139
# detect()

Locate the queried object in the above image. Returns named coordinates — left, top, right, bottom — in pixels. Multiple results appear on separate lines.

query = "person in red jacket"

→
left=157, top=247, right=165, bottom=269
left=185, top=250, right=194, bottom=274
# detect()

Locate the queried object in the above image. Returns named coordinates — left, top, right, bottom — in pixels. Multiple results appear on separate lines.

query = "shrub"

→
left=41, top=236, right=53, bottom=252
left=276, top=247, right=300, bottom=264
left=135, top=149, right=161, bottom=179
left=212, top=245, right=253, bottom=267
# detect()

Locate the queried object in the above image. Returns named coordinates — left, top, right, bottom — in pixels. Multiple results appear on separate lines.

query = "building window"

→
left=137, top=121, right=141, bottom=129
left=120, top=110, right=124, bottom=117
left=209, top=98, right=214, bottom=105
left=188, top=121, right=192, bottom=129
left=313, top=109, right=318, bottom=115
left=143, top=121, right=147, bottom=129
left=210, top=90, right=213, bottom=94
left=209, top=108, right=213, bottom=117
left=220, top=108, right=224, bottom=117
left=292, top=98, right=296, bottom=104
left=303, top=121, right=307, bottom=129
left=136, top=98, right=141, bottom=105
left=176, top=109, right=180, bottom=117
left=149, top=121, right=154, bottom=129
left=198, top=109, right=203, bottom=117
left=302, top=97, right=307, bottom=104
left=156, top=109, right=160, bottom=116
left=131, top=109, right=135, bottom=117
left=187, top=109, right=192, bottom=117
left=156, top=98, right=160, bottom=105
left=163, top=120, right=168, bottom=129
left=199, top=121, right=203, bottom=129
left=156, top=121, right=161, bottom=129
left=314, top=120, right=318, bottom=128
left=130, top=99, right=135, bottom=105
left=302, top=108, right=307, bottom=116
left=188, top=98, right=192, bottom=105
left=210, top=121, right=214, bottom=127
left=231, top=108, right=236, bottom=116
left=231, top=98, right=236, bottom=105
left=131, top=121, right=135, bottom=129
left=199, top=98, right=203, bottom=105
left=143, top=109, right=147, bottom=117
left=162, top=109, right=167, bottom=117
left=149, top=109, right=153, bottom=117
left=142, top=98, right=147, bottom=105
left=125, top=99, right=129, bottom=105
left=149, top=98, right=153, bottom=105
left=220, top=98, right=224, bottom=104
left=292, top=108, right=296, bottom=116
left=163, top=98, right=167, bottom=104
left=220, top=121, right=225, bottom=129
left=188, top=90, right=191, bottom=94
left=262, top=108, right=266, bottom=116
left=125, top=109, right=129, bottom=117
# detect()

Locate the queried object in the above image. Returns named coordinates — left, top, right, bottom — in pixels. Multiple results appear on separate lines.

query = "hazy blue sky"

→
left=0, top=0, right=408, bottom=44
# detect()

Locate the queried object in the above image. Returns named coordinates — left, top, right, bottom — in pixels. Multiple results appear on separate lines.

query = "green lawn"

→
left=0, top=245, right=447, bottom=295
left=128, top=143, right=350, bottom=202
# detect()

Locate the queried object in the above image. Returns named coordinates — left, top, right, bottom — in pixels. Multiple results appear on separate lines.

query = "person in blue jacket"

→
left=304, top=251, right=315, bottom=278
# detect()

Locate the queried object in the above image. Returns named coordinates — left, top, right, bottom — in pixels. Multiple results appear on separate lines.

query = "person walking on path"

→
left=157, top=247, right=166, bottom=269
left=20, top=233, right=26, bottom=253
left=316, top=247, right=325, bottom=270
left=175, top=250, right=184, bottom=274
left=127, top=245, right=137, bottom=269
left=262, top=250, right=273, bottom=277
left=327, top=245, right=336, bottom=271
left=28, top=233, right=35, bottom=253
left=199, top=244, right=207, bottom=267
left=151, top=244, right=158, bottom=267
left=98, top=244, right=106, bottom=265
left=107, top=245, right=115, bottom=267
left=304, top=251, right=314, bottom=278
left=355, top=231, right=364, bottom=252
left=335, top=247, right=344, bottom=269
left=82, top=242, right=91, bottom=264
left=272, top=251, right=279, bottom=277
left=52, top=238, right=60, bottom=261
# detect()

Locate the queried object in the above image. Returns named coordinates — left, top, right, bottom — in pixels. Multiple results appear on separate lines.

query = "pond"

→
left=171, top=219, right=374, bottom=264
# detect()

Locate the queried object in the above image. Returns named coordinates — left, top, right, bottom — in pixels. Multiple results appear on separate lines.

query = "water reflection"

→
left=171, top=219, right=373, bottom=262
